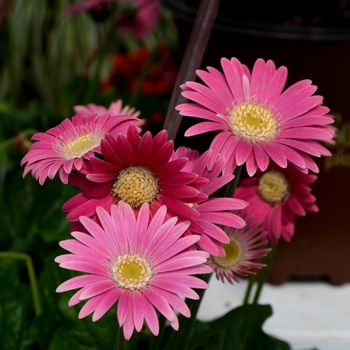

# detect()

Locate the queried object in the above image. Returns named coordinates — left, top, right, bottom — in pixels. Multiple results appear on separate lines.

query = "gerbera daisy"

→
left=117, top=0, right=160, bottom=39
left=55, top=202, right=212, bottom=340
left=171, top=147, right=248, bottom=256
left=176, top=57, right=335, bottom=176
left=62, top=123, right=207, bottom=223
left=234, top=165, right=319, bottom=243
left=208, top=214, right=271, bottom=284
left=73, top=99, right=140, bottom=119
left=21, top=112, right=142, bottom=185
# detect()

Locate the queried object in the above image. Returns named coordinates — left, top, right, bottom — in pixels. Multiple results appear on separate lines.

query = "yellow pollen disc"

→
left=258, top=170, right=290, bottom=205
left=112, top=165, right=160, bottom=208
left=53, top=124, right=104, bottom=160
left=212, top=238, right=242, bottom=269
left=112, top=255, right=152, bottom=291
left=228, top=102, right=277, bottom=143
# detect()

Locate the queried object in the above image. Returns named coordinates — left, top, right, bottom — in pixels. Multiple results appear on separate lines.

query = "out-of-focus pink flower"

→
left=73, top=99, right=140, bottom=119
left=63, top=0, right=114, bottom=16
left=117, top=0, right=160, bottom=39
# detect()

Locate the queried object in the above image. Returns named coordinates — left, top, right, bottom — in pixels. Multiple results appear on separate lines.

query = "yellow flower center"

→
left=53, top=124, right=104, bottom=160
left=212, top=238, right=242, bottom=269
left=112, top=255, right=152, bottom=291
left=228, top=102, right=277, bottom=143
left=112, top=165, right=160, bottom=208
left=258, top=170, right=290, bottom=205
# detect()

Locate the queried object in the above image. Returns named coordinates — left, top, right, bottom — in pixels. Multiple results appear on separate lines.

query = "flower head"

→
left=234, top=165, right=319, bottom=243
left=21, top=112, right=142, bottom=185
left=117, top=0, right=160, bottom=39
left=171, top=147, right=248, bottom=256
left=208, top=213, right=271, bottom=284
left=73, top=99, right=141, bottom=119
left=176, top=57, right=335, bottom=176
left=55, top=202, right=211, bottom=340
left=62, top=124, right=206, bottom=222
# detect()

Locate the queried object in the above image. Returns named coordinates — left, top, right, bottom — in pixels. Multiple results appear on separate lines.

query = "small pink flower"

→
left=56, top=201, right=212, bottom=340
left=63, top=0, right=114, bottom=16
left=62, top=124, right=207, bottom=222
left=176, top=57, right=335, bottom=176
left=73, top=99, right=140, bottom=119
left=234, top=165, right=319, bottom=243
left=117, top=0, right=160, bottom=39
left=21, top=112, right=142, bottom=185
left=208, top=213, right=271, bottom=284
left=171, top=147, right=248, bottom=256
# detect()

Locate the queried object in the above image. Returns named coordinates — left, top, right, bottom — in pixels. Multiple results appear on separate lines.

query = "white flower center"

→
left=212, top=238, right=242, bottom=269
left=53, top=123, right=104, bottom=160
left=112, top=165, right=160, bottom=208
left=112, top=254, right=152, bottom=291
left=228, top=102, right=277, bottom=143
left=258, top=170, right=290, bottom=205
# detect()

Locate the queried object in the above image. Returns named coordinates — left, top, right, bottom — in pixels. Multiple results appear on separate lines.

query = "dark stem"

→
left=242, top=272, right=257, bottom=305
left=224, top=165, right=242, bottom=198
left=114, top=326, right=129, bottom=350
left=252, top=243, right=277, bottom=304
left=162, top=0, right=221, bottom=141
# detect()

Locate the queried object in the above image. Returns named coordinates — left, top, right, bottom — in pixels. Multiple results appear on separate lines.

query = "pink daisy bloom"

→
left=73, top=99, right=140, bottom=119
left=117, top=0, right=160, bottom=39
left=176, top=57, right=335, bottom=176
left=234, top=165, right=319, bottom=243
left=62, top=123, right=207, bottom=223
left=21, top=112, right=142, bottom=185
left=171, top=147, right=248, bottom=256
left=62, top=0, right=114, bottom=16
left=55, top=202, right=212, bottom=340
left=208, top=213, right=271, bottom=284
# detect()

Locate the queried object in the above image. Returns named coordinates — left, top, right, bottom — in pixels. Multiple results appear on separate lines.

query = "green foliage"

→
left=190, top=304, right=291, bottom=350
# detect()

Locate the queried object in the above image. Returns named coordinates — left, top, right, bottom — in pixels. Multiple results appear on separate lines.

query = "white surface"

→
left=197, top=276, right=350, bottom=350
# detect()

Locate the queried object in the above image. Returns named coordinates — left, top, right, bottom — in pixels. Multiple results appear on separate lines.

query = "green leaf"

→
left=0, top=300, right=31, bottom=350
left=197, top=304, right=291, bottom=350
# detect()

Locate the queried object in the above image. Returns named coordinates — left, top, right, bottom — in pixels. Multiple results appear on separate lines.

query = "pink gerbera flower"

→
left=171, top=147, right=248, bottom=256
left=62, top=123, right=207, bottom=223
left=55, top=202, right=211, bottom=340
left=234, top=165, right=319, bottom=243
left=21, top=112, right=142, bottom=185
left=176, top=57, right=335, bottom=176
left=73, top=99, right=140, bottom=119
left=117, top=0, right=160, bottom=39
left=208, top=213, right=271, bottom=284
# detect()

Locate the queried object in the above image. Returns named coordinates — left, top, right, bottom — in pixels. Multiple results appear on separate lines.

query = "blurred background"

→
left=0, top=0, right=349, bottom=349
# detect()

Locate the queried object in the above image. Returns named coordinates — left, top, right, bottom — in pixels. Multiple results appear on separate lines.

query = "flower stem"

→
left=149, top=315, right=166, bottom=350
left=242, top=273, right=257, bottom=305
left=0, top=251, right=42, bottom=316
left=114, top=326, right=129, bottom=350
left=163, top=0, right=221, bottom=141
left=252, top=243, right=277, bottom=304
left=224, top=165, right=242, bottom=198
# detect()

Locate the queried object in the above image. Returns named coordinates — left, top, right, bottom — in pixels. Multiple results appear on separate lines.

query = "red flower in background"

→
left=101, top=44, right=178, bottom=97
